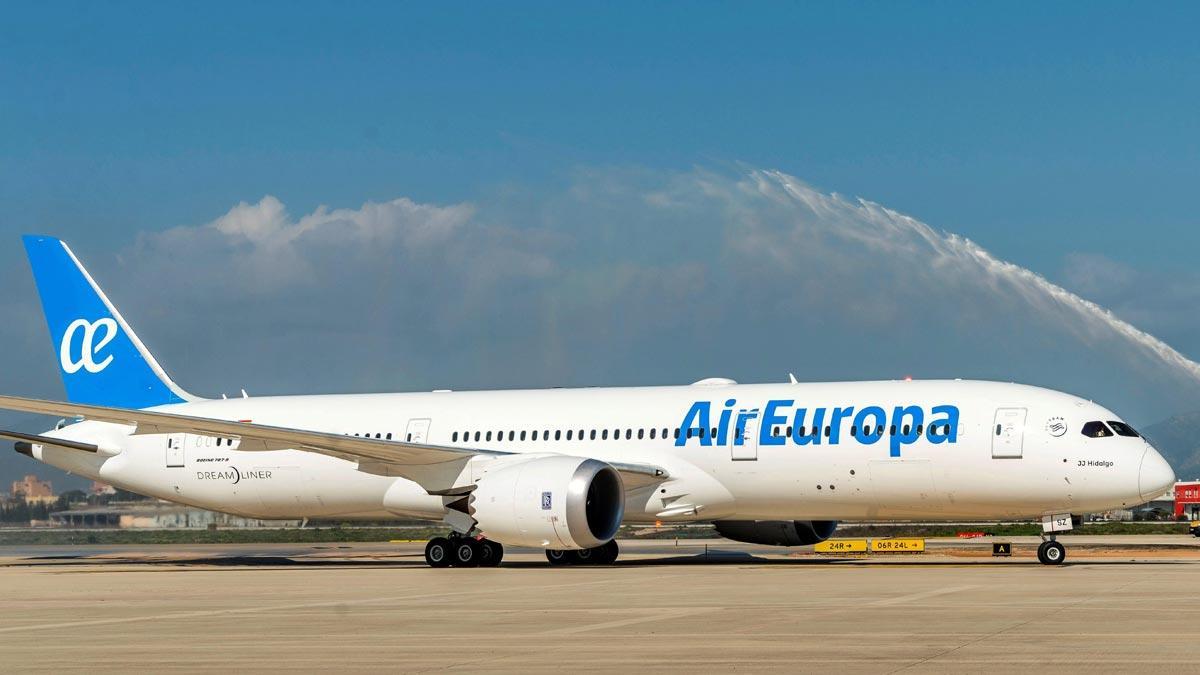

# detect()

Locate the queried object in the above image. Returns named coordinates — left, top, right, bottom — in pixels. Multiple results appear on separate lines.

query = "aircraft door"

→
left=405, top=418, right=431, bottom=443
left=165, top=433, right=185, bottom=468
left=992, top=408, right=1026, bottom=459
left=732, top=417, right=758, bottom=461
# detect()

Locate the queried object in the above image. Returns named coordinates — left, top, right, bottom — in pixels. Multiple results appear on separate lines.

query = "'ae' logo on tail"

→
left=59, top=318, right=118, bottom=374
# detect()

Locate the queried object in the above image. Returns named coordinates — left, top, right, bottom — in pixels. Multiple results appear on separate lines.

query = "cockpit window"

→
left=1107, top=421, right=1140, bottom=438
left=1081, top=421, right=1113, bottom=438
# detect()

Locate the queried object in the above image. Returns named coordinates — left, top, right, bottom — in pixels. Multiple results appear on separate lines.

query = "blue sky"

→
left=3, top=3, right=1200, bottom=486
left=4, top=3, right=1197, bottom=268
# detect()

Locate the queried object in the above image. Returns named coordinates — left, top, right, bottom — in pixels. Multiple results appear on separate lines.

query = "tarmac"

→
left=1, top=537, right=1198, bottom=673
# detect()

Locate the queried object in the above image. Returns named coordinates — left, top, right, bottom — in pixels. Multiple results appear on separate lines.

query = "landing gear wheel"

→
left=596, top=539, right=619, bottom=565
left=1037, top=540, right=1066, bottom=565
left=425, top=537, right=452, bottom=568
left=574, top=547, right=596, bottom=564
left=452, top=538, right=481, bottom=567
left=546, top=549, right=573, bottom=566
left=479, top=539, right=504, bottom=567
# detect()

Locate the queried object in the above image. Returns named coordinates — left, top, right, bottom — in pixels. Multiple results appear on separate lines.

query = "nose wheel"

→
left=1037, top=539, right=1066, bottom=565
left=424, top=535, right=504, bottom=568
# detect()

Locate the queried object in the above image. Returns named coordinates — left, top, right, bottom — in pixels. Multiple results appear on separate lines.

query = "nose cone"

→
left=1139, top=447, right=1176, bottom=502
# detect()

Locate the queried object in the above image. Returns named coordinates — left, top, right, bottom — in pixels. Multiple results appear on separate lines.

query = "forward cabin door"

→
left=992, top=408, right=1026, bottom=459
left=165, top=433, right=185, bottom=468
left=405, top=418, right=432, bottom=444
left=732, top=417, right=758, bottom=461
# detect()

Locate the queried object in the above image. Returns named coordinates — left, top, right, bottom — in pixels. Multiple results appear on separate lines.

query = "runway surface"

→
left=2, top=538, right=1197, bottom=673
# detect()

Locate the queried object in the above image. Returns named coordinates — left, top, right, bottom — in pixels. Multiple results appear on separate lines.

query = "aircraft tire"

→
left=1037, top=540, right=1066, bottom=565
left=479, top=540, right=504, bottom=567
left=452, top=538, right=481, bottom=567
left=425, top=537, right=452, bottom=568
left=597, top=539, right=619, bottom=564
left=546, top=549, right=573, bottom=566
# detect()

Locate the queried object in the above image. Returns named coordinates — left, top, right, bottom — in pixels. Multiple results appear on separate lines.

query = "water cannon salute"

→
left=0, top=231, right=1177, bottom=567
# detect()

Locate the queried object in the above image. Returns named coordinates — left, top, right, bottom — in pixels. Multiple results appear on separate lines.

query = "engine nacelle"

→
left=470, top=455, right=624, bottom=549
left=714, top=520, right=838, bottom=546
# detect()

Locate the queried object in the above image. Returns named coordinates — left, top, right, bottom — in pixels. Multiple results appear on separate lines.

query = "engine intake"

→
left=470, top=455, right=624, bottom=549
left=714, top=520, right=838, bottom=546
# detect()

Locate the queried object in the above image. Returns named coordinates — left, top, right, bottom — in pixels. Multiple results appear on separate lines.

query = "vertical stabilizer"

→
left=22, top=235, right=197, bottom=408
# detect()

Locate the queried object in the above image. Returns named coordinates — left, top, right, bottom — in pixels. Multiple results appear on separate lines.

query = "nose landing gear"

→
left=1036, top=538, right=1066, bottom=565
left=424, top=534, right=504, bottom=568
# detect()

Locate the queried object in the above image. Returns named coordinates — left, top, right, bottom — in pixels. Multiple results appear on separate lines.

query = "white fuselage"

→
left=31, top=379, right=1167, bottom=524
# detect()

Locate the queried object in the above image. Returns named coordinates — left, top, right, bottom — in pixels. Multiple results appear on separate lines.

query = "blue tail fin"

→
left=22, top=235, right=196, bottom=409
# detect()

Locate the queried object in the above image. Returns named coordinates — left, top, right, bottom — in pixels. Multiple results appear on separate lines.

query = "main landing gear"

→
left=1036, top=537, right=1066, bottom=565
left=424, top=534, right=504, bottom=568
left=545, top=540, right=619, bottom=566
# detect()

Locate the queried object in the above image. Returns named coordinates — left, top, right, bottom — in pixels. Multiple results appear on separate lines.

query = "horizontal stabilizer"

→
left=1, top=428, right=97, bottom=453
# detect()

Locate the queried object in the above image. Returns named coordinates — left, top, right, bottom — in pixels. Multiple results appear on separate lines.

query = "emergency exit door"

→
left=992, top=408, right=1026, bottom=459
left=732, top=418, right=758, bottom=461
left=165, top=434, right=185, bottom=467
left=405, top=418, right=431, bottom=444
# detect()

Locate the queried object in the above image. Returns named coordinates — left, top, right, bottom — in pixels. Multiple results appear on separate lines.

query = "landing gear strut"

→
left=1037, top=538, right=1066, bottom=565
left=424, top=534, right=504, bottom=568
left=546, top=540, right=619, bottom=566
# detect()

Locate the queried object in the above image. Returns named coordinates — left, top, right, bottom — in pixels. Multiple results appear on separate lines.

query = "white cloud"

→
left=93, top=166, right=1200, bottom=422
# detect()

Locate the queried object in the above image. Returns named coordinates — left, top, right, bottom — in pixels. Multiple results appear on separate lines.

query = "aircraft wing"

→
left=0, top=394, right=669, bottom=491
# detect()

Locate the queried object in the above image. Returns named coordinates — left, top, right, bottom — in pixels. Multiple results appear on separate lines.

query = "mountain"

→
left=1141, top=413, right=1200, bottom=484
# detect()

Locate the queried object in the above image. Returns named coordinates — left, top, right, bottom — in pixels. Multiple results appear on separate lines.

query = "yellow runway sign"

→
left=869, top=538, right=926, bottom=553
left=814, top=539, right=868, bottom=553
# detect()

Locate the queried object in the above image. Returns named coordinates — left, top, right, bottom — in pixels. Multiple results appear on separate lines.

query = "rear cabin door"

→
left=165, top=433, right=185, bottom=468
left=992, top=408, right=1027, bottom=459
left=405, top=418, right=432, bottom=444
left=732, top=417, right=758, bottom=461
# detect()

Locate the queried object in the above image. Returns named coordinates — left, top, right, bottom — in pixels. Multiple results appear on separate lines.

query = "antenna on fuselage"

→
left=788, top=373, right=798, bottom=384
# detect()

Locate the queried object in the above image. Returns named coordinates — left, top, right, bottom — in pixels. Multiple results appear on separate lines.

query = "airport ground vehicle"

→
left=1, top=236, right=1177, bottom=567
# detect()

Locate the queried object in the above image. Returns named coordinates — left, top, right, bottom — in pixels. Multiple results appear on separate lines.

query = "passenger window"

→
left=637, top=429, right=644, bottom=440
left=824, top=426, right=831, bottom=437
left=555, top=430, right=562, bottom=441
left=626, top=429, right=633, bottom=440
left=902, top=425, right=910, bottom=435
left=1107, top=421, right=1140, bottom=437
left=1081, top=421, right=1113, bottom=438
left=602, top=429, right=609, bottom=440
left=850, top=425, right=857, bottom=436
left=650, top=428, right=657, bottom=439
left=474, top=431, right=481, bottom=442
left=452, top=432, right=458, bottom=442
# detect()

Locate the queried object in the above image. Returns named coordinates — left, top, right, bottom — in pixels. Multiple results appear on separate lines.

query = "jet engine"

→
left=714, top=520, right=838, bottom=546
left=469, top=455, right=624, bottom=549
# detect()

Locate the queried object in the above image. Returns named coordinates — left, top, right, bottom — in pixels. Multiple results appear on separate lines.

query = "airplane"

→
left=0, top=235, right=1177, bottom=567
